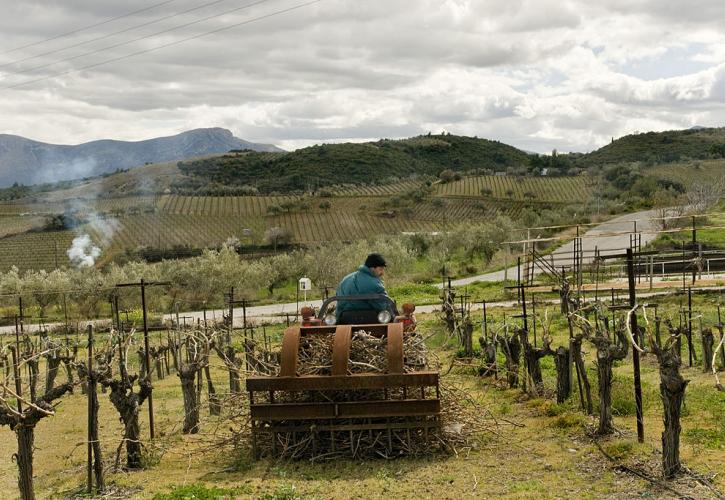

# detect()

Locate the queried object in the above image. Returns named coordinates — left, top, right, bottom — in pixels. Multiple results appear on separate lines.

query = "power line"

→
left=1, top=0, right=234, bottom=71
left=4, top=0, right=278, bottom=79
left=0, top=0, right=181, bottom=56
left=3, top=0, right=321, bottom=91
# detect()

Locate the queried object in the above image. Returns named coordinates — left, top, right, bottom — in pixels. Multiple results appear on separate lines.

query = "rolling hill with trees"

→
left=176, top=134, right=532, bottom=194
left=580, top=126, right=725, bottom=165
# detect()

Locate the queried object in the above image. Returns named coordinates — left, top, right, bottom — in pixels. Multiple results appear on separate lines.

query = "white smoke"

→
left=32, top=157, right=99, bottom=185
left=61, top=178, right=122, bottom=267
left=87, top=214, right=121, bottom=246
left=67, top=234, right=101, bottom=267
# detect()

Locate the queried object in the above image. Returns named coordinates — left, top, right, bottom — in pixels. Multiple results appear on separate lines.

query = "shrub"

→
left=439, top=169, right=456, bottom=183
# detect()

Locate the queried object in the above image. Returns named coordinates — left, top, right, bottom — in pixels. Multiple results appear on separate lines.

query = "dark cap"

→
left=364, top=253, right=387, bottom=268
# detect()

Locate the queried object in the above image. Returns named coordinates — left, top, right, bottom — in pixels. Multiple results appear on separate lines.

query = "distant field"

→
left=0, top=201, right=62, bottom=214
left=101, top=213, right=267, bottom=250
left=434, top=175, right=594, bottom=202
left=267, top=212, right=442, bottom=242
left=0, top=174, right=603, bottom=271
left=331, top=179, right=426, bottom=196
left=0, top=230, right=75, bottom=271
left=91, top=196, right=157, bottom=213
left=0, top=197, right=156, bottom=215
left=157, top=195, right=295, bottom=216
left=648, top=160, right=724, bottom=187
left=407, top=198, right=528, bottom=220
left=0, top=215, right=46, bottom=237
left=0, top=212, right=445, bottom=271
left=107, top=212, right=443, bottom=248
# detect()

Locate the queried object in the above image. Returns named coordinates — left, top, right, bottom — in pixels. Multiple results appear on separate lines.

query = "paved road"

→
left=442, top=209, right=660, bottom=287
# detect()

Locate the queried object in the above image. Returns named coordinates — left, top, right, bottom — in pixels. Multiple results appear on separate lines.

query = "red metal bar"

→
left=332, top=325, right=352, bottom=375
left=251, top=399, right=440, bottom=421
left=246, top=372, right=439, bottom=391
left=387, top=322, right=404, bottom=373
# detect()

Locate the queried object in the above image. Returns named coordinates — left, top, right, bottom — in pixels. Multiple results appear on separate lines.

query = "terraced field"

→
left=109, top=212, right=445, bottom=247
left=0, top=202, right=63, bottom=215
left=266, top=212, right=442, bottom=242
left=157, top=195, right=295, bottom=216
left=0, top=215, right=47, bottom=237
left=0, top=173, right=597, bottom=271
left=331, top=179, right=427, bottom=196
left=407, top=199, right=527, bottom=220
left=434, top=175, right=594, bottom=202
left=101, top=213, right=267, bottom=249
left=0, top=230, right=76, bottom=271
left=649, top=161, right=724, bottom=187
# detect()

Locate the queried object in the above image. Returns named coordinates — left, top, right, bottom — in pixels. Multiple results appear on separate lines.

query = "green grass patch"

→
left=540, top=400, right=569, bottom=417
left=550, top=412, right=586, bottom=429
left=603, top=440, right=635, bottom=460
left=684, top=428, right=724, bottom=449
left=153, top=484, right=249, bottom=500
left=259, top=483, right=309, bottom=500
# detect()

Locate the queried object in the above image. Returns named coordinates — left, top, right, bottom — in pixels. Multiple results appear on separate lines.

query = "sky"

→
left=2, top=0, right=725, bottom=153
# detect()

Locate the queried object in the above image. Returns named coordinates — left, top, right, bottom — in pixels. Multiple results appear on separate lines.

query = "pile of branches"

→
left=233, top=329, right=490, bottom=460
left=226, top=381, right=493, bottom=460
left=285, top=329, right=436, bottom=376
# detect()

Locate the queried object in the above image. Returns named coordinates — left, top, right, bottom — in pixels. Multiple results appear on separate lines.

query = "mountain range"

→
left=0, top=128, right=282, bottom=187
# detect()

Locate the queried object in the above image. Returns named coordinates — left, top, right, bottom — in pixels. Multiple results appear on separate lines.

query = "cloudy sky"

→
left=1, top=0, right=725, bottom=152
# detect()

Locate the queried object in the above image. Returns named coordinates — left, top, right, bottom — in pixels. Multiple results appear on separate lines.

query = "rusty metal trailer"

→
left=246, top=323, right=441, bottom=459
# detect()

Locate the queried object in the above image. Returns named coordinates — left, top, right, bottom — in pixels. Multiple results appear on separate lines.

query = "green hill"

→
left=176, top=134, right=531, bottom=194
left=582, top=127, right=725, bottom=165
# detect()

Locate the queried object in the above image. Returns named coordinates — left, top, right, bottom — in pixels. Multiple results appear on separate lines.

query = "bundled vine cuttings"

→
left=238, top=327, right=493, bottom=460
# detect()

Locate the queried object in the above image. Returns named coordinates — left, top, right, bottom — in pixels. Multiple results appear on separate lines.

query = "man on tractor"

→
left=335, top=253, right=394, bottom=324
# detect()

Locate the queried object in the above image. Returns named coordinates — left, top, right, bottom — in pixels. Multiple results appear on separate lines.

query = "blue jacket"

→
left=335, top=265, right=391, bottom=320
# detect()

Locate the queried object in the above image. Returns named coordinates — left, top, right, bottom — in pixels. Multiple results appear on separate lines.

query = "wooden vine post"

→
left=626, top=248, right=645, bottom=443
left=85, top=325, right=104, bottom=494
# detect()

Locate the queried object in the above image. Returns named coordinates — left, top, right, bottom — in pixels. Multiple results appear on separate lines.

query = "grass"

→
left=153, top=484, right=250, bottom=499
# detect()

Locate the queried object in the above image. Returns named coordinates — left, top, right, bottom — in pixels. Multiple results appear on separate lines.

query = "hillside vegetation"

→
left=581, top=127, right=725, bottom=165
left=0, top=129, right=720, bottom=272
left=176, top=134, right=531, bottom=193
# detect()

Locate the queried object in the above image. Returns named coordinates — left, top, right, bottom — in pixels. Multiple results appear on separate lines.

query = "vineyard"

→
left=0, top=172, right=606, bottom=272
left=0, top=231, right=76, bottom=270
left=0, top=215, right=46, bottom=238
left=433, top=175, right=596, bottom=202
left=330, top=178, right=428, bottom=196
left=648, top=160, right=725, bottom=188
left=0, top=202, right=62, bottom=215
left=99, top=213, right=267, bottom=250
left=157, top=194, right=295, bottom=217
left=104, top=212, right=445, bottom=249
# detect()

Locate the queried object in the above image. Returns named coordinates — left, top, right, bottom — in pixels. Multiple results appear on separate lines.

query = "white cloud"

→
left=0, top=0, right=724, bottom=154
